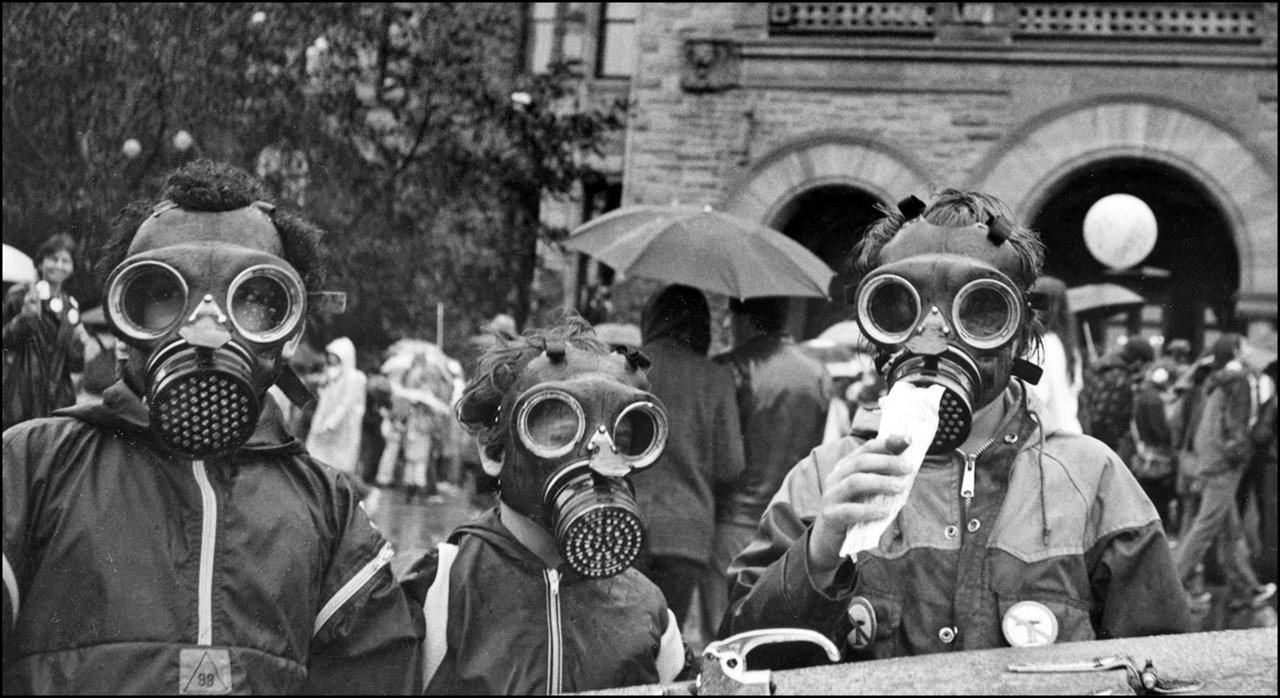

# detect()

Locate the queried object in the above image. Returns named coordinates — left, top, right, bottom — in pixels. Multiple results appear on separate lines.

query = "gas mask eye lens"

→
left=111, top=260, right=188, bottom=340
left=517, top=390, right=585, bottom=459
left=227, top=265, right=305, bottom=343
left=231, top=275, right=289, bottom=333
left=613, top=401, right=668, bottom=469
left=954, top=279, right=1020, bottom=349
left=859, top=274, right=920, bottom=345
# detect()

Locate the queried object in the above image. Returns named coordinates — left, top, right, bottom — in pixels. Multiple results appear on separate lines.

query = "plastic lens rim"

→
left=107, top=259, right=190, bottom=342
left=227, top=264, right=305, bottom=344
left=952, top=278, right=1021, bottom=350
left=516, top=389, right=586, bottom=459
left=857, top=273, right=921, bottom=346
left=612, top=401, right=668, bottom=471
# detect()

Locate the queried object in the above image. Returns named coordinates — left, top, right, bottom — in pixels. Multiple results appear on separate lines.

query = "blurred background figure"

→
left=1079, top=336, right=1153, bottom=452
left=2, top=233, right=88, bottom=429
left=306, top=337, right=367, bottom=484
left=633, top=284, right=745, bottom=652
left=712, top=296, right=830, bottom=603
left=1131, top=354, right=1179, bottom=533
left=375, top=344, right=455, bottom=501
left=1248, top=360, right=1277, bottom=587
left=1031, top=276, right=1083, bottom=434
left=1172, top=334, right=1276, bottom=615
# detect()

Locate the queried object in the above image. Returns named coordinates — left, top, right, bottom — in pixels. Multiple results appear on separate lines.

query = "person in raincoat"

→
left=720, top=189, right=1189, bottom=664
left=2, top=161, right=423, bottom=693
left=306, top=336, right=367, bottom=478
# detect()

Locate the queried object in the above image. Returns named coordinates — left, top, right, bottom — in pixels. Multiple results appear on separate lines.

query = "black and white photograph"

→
left=2, top=2, right=1276, bottom=694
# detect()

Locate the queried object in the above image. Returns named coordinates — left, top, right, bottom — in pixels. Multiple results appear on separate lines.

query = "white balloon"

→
left=122, top=138, right=142, bottom=159
left=1082, top=193, right=1157, bottom=269
left=173, top=130, right=194, bottom=152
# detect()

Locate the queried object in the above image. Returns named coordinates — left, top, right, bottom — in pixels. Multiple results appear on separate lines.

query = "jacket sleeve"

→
left=1084, top=456, right=1192, bottom=639
left=1221, top=376, right=1253, bottom=464
left=713, top=364, right=746, bottom=487
left=719, top=444, right=858, bottom=640
left=304, top=477, right=425, bottom=695
left=2, top=425, right=32, bottom=668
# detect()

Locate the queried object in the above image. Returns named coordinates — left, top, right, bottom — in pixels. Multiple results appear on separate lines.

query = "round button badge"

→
left=1001, top=600, right=1059, bottom=647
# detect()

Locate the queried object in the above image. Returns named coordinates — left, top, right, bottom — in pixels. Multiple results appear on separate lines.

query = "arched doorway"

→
left=772, top=185, right=883, bottom=339
left=1032, top=157, right=1239, bottom=356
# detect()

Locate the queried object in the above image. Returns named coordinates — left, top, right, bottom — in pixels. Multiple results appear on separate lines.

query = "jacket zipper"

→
left=191, top=460, right=217, bottom=646
left=544, top=569, right=563, bottom=695
left=957, top=437, right=998, bottom=533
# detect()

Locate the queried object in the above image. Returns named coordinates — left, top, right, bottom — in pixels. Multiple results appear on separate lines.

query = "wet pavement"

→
left=364, top=484, right=490, bottom=570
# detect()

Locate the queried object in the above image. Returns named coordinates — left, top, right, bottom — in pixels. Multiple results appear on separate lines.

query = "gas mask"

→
left=104, top=200, right=342, bottom=459
left=851, top=203, right=1040, bottom=454
left=497, top=340, right=668, bottom=579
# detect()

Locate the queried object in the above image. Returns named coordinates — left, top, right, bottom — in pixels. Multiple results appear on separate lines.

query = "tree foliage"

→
left=2, top=2, right=623, bottom=363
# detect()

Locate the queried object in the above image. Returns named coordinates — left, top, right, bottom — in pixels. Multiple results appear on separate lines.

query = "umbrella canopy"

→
left=3, top=243, right=37, bottom=284
left=563, top=205, right=835, bottom=299
left=1067, top=283, right=1145, bottom=315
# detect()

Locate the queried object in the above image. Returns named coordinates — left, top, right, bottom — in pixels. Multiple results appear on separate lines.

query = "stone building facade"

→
left=550, top=3, right=1277, bottom=356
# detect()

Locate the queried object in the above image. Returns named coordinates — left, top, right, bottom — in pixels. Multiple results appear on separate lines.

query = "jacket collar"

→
left=55, top=379, right=304, bottom=456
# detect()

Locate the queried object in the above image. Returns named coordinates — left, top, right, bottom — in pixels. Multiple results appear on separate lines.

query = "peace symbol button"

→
left=845, top=597, right=877, bottom=650
left=1001, top=600, right=1058, bottom=647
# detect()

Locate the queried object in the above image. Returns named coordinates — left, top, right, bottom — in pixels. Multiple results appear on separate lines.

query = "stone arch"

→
left=720, top=130, right=934, bottom=227
left=968, top=97, right=1277, bottom=303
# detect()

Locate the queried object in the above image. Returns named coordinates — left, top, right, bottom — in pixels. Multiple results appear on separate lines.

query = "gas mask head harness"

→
left=104, top=200, right=344, bottom=459
left=489, top=338, right=668, bottom=579
left=849, top=195, right=1042, bottom=455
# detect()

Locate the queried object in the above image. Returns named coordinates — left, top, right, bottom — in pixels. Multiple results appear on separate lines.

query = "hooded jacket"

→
left=721, top=381, right=1191, bottom=659
left=306, top=337, right=367, bottom=475
left=635, top=286, right=745, bottom=562
left=1190, top=364, right=1254, bottom=475
left=401, top=507, right=686, bottom=695
left=2, top=380, right=423, bottom=694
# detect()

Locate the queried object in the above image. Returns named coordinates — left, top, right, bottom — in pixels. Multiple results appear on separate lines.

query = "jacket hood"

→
left=641, top=285, right=710, bottom=356
left=55, top=379, right=304, bottom=455
left=326, top=336, right=357, bottom=372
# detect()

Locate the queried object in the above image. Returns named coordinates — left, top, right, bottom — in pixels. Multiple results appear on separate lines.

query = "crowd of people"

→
left=2, top=161, right=1277, bottom=694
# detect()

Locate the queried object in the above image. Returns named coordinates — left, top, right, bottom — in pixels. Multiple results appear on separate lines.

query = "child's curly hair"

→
left=97, top=159, right=329, bottom=290
left=455, top=314, right=610, bottom=455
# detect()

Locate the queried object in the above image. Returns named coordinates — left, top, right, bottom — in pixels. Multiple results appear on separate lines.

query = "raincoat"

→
left=400, top=506, right=686, bottom=695
left=306, top=337, right=367, bottom=475
left=2, top=380, right=424, bottom=694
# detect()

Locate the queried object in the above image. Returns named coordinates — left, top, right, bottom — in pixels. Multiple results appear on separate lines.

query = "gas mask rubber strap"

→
left=1011, top=357, right=1044, bottom=386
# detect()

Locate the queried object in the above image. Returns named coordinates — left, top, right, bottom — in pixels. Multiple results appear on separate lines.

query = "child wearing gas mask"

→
left=400, top=316, right=689, bottom=694
left=720, top=189, right=1190, bottom=661
left=2, top=161, right=423, bottom=693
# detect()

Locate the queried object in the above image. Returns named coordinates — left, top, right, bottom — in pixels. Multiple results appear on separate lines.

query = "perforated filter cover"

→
left=152, top=371, right=257, bottom=458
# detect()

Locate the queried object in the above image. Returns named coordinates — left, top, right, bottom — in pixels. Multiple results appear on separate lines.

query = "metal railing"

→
left=766, top=3, right=1266, bottom=42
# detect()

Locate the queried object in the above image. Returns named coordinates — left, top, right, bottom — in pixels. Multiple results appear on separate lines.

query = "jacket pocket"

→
left=995, top=591, right=1094, bottom=646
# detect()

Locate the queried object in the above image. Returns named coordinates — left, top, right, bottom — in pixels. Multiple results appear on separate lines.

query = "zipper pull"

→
left=961, top=452, right=976, bottom=500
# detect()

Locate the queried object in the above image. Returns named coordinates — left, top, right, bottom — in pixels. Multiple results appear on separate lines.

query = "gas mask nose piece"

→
left=147, top=340, right=259, bottom=459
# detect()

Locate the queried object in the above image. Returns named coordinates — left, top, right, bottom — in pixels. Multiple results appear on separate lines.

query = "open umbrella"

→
left=3, top=243, right=37, bottom=284
left=1066, top=283, right=1145, bottom=315
left=563, top=205, right=834, bottom=299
